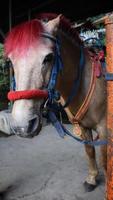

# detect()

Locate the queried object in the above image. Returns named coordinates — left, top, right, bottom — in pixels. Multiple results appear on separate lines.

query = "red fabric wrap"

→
left=8, top=90, right=48, bottom=101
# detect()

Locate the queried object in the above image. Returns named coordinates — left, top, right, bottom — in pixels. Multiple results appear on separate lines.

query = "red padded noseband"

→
left=8, top=90, right=48, bottom=101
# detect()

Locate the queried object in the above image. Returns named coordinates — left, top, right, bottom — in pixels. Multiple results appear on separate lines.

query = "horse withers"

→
left=0, top=13, right=107, bottom=192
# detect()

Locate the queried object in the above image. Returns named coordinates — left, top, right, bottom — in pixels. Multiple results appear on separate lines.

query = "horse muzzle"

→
left=0, top=110, right=42, bottom=138
left=13, top=116, right=42, bottom=138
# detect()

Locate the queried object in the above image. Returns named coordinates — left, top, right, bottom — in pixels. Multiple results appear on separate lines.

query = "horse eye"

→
left=43, top=53, right=54, bottom=64
left=5, top=58, right=13, bottom=68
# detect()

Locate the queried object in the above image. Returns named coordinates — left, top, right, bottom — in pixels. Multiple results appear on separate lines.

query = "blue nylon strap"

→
left=100, top=60, right=113, bottom=81
left=11, top=76, right=16, bottom=90
left=48, top=38, right=63, bottom=90
left=47, top=37, right=63, bottom=100
left=48, top=111, right=107, bottom=146
left=105, top=73, right=113, bottom=81
left=63, top=45, right=85, bottom=108
left=99, top=59, right=113, bottom=81
left=48, top=111, right=66, bottom=138
left=41, top=32, right=56, bottom=43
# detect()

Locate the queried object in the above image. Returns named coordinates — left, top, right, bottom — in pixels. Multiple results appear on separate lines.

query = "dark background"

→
left=0, top=0, right=113, bottom=39
left=0, top=0, right=112, bottom=114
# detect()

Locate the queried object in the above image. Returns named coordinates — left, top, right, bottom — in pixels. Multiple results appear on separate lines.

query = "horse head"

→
left=0, top=13, right=82, bottom=137
left=0, top=14, right=62, bottom=137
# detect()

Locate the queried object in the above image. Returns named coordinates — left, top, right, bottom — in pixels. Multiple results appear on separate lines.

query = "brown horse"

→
left=0, top=13, right=107, bottom=192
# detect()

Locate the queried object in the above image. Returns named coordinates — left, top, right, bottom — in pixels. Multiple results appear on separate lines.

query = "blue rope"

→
left=48, top=111, right=107, bottom=146
left=48, top=38, right=63, bottom=89
left=47, top=37, right=63, bottom=101
left=11, top=76, right=16, bottom=90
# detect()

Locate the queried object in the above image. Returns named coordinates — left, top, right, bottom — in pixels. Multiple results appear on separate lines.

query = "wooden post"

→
left=105, top=14, right=113, bottom=200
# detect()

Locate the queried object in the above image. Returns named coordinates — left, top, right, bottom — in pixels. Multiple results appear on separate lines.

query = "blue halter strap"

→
left=48, top=111, right=107, bottom=146
left=42, top=33, right=63, bottom=101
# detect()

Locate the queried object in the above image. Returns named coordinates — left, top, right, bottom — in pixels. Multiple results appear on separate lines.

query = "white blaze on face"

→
left=8, top=39, right=54, bottom=124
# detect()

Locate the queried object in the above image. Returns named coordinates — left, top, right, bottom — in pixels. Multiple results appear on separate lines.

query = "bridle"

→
left=7, top=32, right=85, bottom=107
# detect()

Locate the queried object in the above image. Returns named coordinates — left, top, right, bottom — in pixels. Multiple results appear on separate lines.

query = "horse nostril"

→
left=13, top=126, right=27, bottom=135
left=27, top=117, right=38, bottom=133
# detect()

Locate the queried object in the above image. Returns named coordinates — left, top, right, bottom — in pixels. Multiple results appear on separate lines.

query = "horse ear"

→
left=44, top=14, right=62, bottom=35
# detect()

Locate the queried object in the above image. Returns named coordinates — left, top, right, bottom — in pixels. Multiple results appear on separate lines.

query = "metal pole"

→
left=105, top=14, right=113, bottom=200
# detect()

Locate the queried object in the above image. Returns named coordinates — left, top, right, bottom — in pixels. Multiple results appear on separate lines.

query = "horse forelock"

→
left=4, top=19, right=44, bottom=58
left=4, top=13, right=82, bottom=58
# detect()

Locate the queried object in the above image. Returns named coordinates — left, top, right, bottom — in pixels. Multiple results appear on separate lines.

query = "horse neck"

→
left=57, top=31, right=92, bottom=114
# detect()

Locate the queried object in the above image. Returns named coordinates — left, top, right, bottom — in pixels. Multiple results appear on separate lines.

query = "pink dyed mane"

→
left=4, top=13, right=82, bottom=57
left=4, top=19, right=44, bottom=57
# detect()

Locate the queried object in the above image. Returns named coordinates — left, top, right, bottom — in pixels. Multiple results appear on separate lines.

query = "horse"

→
left=0, top=13, right=107, bottom=193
